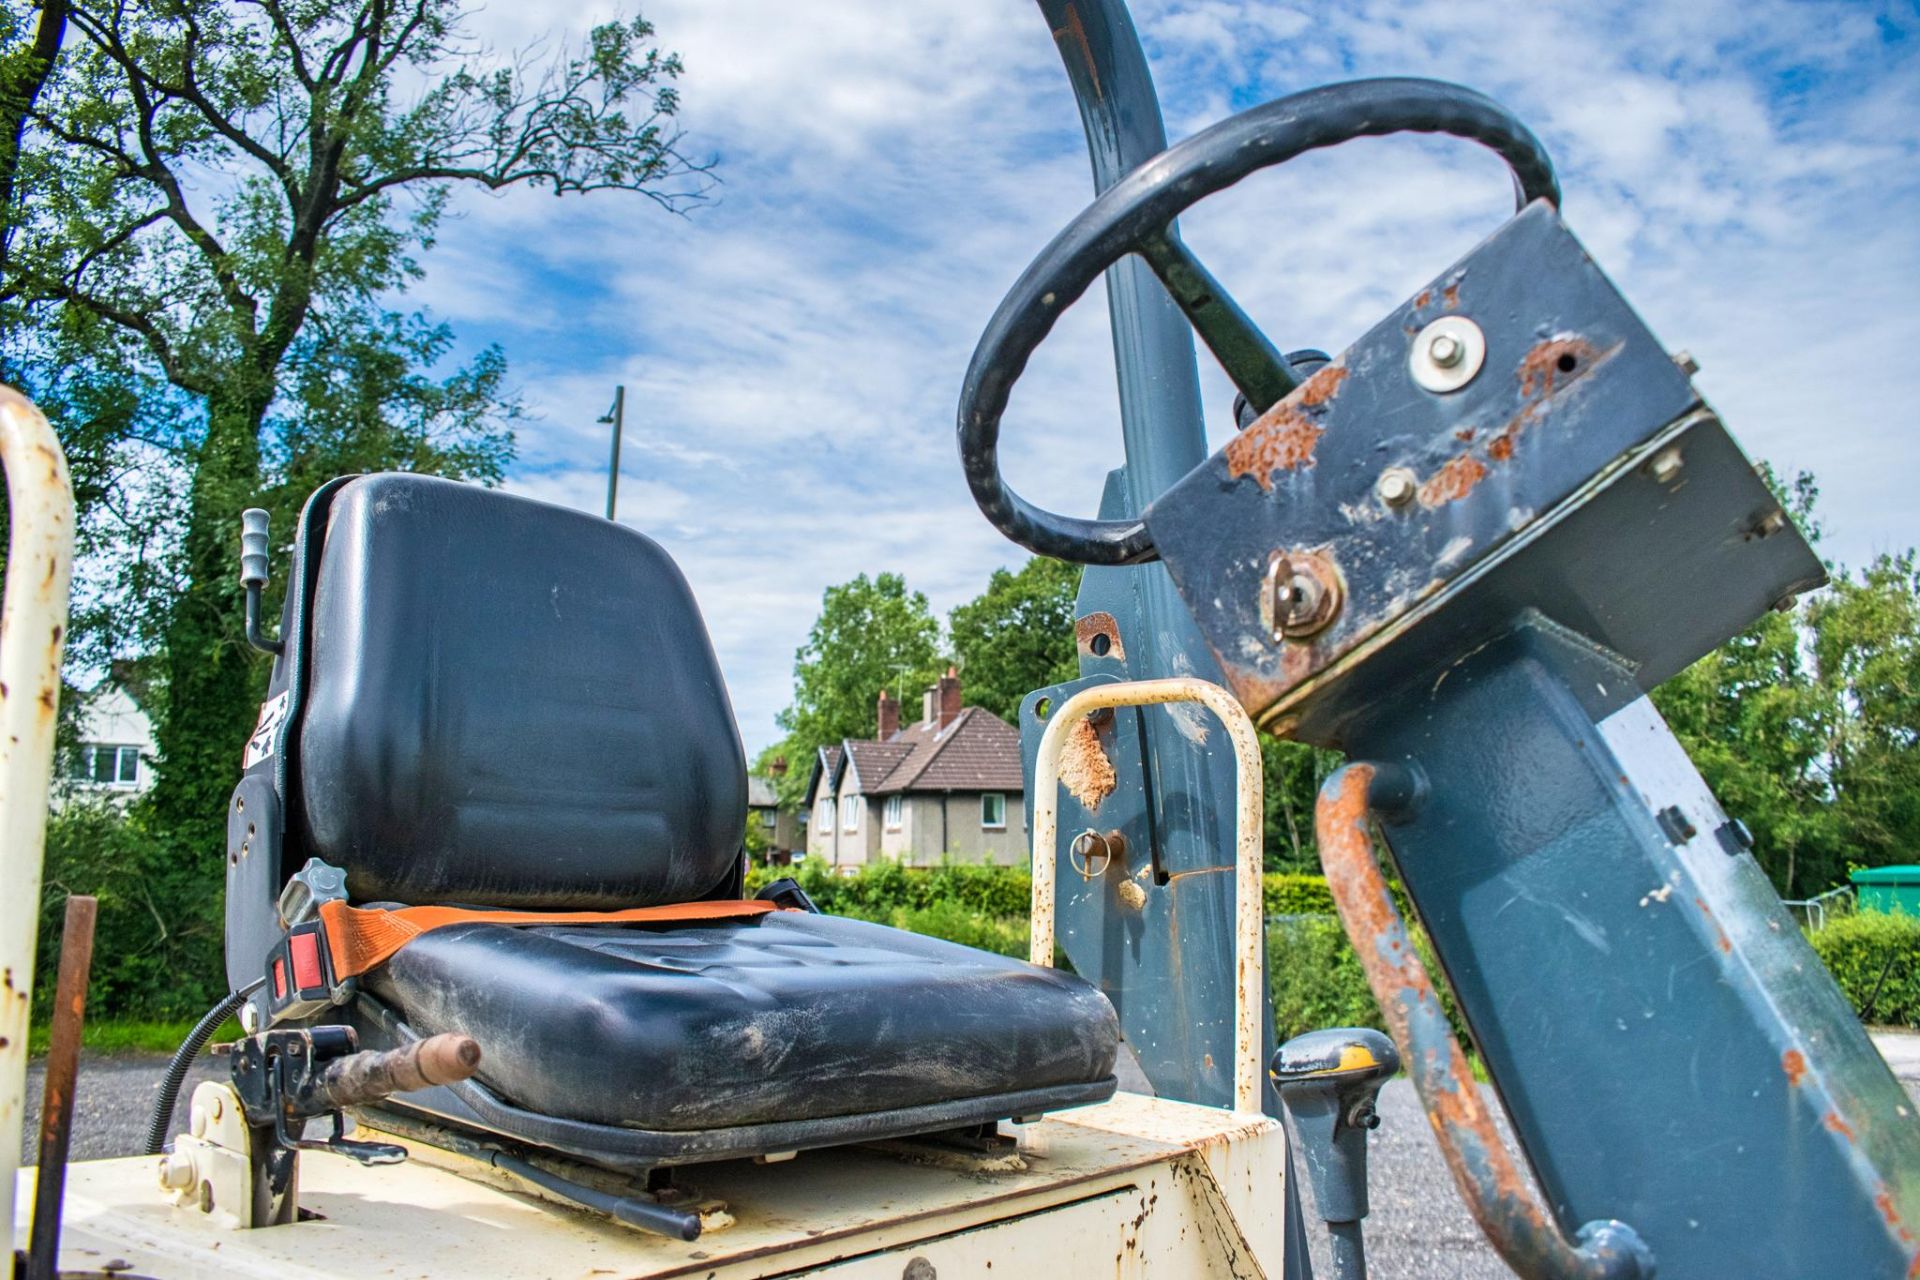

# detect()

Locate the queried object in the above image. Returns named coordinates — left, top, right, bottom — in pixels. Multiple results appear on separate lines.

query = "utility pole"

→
left=598, top=385, right=626, bottom=520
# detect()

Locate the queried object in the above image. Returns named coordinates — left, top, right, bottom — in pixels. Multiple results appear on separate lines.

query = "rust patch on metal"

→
left=1443, top=282, right=1461, bottom=309
left=1518, top=336, right=1601, bottom=400
left=1410, top=335, right=1618, bottom=508
left=1782, top=1048, right=1808, bottom=1087
left=1414, top=289, right=1432, bottom=309
left=1694, top=896, right=1732, bottom=953
left=1418, top=454, right=1488, bottom=508
left=1825, top=1111, right=1857, bottom=1144
left=1075, top=612, right=1125, bottom=662
left=1050, top=4, right=1101, bottom=99
left=1059, top=717, right=1116, bottom=810
left=1222, top=363, right=1348, bottom=492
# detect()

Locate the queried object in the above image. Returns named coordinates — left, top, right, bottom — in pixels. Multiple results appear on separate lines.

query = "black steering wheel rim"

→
left=957, top=76, right=1560, bottom=566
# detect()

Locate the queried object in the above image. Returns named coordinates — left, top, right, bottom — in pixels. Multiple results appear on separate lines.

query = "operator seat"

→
left=229, top=473, right=1118, bottom=1171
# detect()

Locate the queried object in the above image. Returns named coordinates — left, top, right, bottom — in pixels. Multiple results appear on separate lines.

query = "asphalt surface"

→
left=19, top=1032, right=1920, bottom=1278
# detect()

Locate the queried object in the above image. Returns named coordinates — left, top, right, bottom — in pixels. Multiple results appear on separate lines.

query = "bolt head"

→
left=1673, top=349, right=1700, bottom=377
left=1427, top=333, right=1464, bottom=367
left=1649, top=446, right=1684, bottom=485
left=1376, top=469, right=1417, bottom=508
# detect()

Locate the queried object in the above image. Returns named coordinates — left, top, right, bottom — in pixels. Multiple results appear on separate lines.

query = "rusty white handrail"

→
left=0, top=387, right=75, bottom=1252
left=1030, top=677, right=1265, bottom=1114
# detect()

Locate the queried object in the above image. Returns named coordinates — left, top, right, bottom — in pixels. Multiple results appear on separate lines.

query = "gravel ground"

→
left=20, top=1032, right=1920, bottom=1277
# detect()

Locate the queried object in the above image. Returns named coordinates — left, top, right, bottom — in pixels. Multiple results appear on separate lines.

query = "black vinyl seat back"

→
left=293, top=473, right=746, bottom=909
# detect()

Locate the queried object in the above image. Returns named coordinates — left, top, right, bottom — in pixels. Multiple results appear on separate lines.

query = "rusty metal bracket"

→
left=1031, top=677, right=1265, bottom=1113
left=1315, top=763, right=1653, bottom=1280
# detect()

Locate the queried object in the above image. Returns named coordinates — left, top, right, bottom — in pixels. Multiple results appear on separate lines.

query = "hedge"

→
left=1807, top=911, right=1920, bottom=1027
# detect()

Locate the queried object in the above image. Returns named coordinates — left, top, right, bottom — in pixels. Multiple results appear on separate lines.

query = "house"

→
left=802, top=669, right=1026, bottom=870
left=57, top=676, right=156, bottom=807
left=746, top=757, right=804, bottom=864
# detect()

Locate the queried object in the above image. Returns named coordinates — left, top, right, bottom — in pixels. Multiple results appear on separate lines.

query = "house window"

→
left=883, top=795, right=903, bottom=831
left=981, top=792, right=1007, bottom=829
left=816, top=797, right=833, bottom=832
left=71, top=744, right=139, bottom=786
left=760, top=808, right=777, bottom=829
left=841, top=795, right=864, bottom=833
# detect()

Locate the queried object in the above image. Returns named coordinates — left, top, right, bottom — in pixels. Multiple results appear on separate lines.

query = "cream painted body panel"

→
left=14, top=1094, right=1287, bottom=1278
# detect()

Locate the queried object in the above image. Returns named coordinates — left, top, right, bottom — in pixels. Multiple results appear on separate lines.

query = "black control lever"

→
left=1272, top=1028, right=1401, bottom=1280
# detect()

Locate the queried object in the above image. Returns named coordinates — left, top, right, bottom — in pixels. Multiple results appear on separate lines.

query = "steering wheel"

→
left=956, top=77, right=1560, bottom=566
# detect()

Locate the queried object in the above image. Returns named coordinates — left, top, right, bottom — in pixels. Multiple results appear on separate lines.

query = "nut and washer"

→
left=1409, top=316, right=1487, bottom=394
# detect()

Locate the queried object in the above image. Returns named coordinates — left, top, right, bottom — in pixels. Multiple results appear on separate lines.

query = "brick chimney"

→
left=936, top=667, right=961, bottom=730
left=769, top=756, right=787, bottom=777
left=876, top=688, right=899, bottom=740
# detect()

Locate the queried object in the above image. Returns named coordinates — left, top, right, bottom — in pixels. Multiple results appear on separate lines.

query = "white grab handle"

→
left=0, top=387, right=75, bottom=1251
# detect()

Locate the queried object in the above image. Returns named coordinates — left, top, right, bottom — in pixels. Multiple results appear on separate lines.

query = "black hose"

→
left=143, top=981, right=261, bottom=1155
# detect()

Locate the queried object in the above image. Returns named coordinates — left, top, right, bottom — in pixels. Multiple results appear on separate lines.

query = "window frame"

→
left=841, top=794, right=863, bottom=833
left=883, top=794, right=903, bottom=831
left=980, top=791, right=1007, bottom=830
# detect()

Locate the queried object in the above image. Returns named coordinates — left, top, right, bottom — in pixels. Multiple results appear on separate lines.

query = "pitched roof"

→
left=803, top=744, right=844, bottom=806
left=867, top=706, right=1024, bottom=795
left=844, top=739, right=915, bottom=791
left=746, top=775, right=779, bottom=808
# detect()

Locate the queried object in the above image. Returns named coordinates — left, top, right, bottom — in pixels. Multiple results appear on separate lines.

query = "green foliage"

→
left=4, top=0, right=704, bottom=894
left=948, top=556, right=1080, bottom=723
left=1263, top=872, right=1336, bottom=916
left=36, top=800, right=224, bottom=1019
left=745, top=860, right=1029, bottom=958
left=771, top=572, right=944, bottom=807
left=1261, top=738, right=1339, bottom=871
left=28, top=1015, right=242, bottom=1058
left=1266, top=916, right=1383, bottom=1042
left=1808, top=911, right=1920, bottom=1028
left=1266, top=912, right=1465, bottom=1046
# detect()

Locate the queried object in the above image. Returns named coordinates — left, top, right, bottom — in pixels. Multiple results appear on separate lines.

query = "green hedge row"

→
left=1807, top=911, right=1920, bottom=1027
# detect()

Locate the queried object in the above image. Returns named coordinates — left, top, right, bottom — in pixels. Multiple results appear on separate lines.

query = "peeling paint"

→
left=1060, top=718, right=1117, bottom=810
left=1222, top=364, right=1347, bottom=492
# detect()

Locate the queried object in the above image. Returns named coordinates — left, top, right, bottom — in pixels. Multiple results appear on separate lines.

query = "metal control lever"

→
left=1272, top=1028, right=1401, bottom=1280
left=239, top=507, right=283, bottom=655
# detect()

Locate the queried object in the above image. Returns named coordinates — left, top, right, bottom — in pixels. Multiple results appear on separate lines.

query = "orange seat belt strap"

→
left=317, top=898, right=777, bottom=980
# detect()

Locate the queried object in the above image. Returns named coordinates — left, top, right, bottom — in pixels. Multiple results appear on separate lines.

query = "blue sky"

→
left=417, top=0, right=1920, bottom=756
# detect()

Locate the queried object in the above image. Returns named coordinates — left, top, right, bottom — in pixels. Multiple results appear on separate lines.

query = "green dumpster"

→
left=1849, top=865, right=1920, bottom=916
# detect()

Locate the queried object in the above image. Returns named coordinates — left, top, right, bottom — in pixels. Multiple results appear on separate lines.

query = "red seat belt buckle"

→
left=264, top=918, right=339, bottom=1024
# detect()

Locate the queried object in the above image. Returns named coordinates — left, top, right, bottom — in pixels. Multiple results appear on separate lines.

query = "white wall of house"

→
left=877, top=792, right=1027, bottom=867
left=56, top=685, right=155, bottom=807
left=806, top=775, right=883, bottom=869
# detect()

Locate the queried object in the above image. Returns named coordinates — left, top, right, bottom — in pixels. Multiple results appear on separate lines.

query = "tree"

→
left=773, top=572, right=943, bottom=807
left=948, top=556, right=1080, bottom=723
left=1807, top=553, right=1920, bottom=878
left=4, top=0, right=705, bottom=854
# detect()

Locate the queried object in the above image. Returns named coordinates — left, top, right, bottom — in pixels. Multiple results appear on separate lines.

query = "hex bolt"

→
left=1649, top=447, right=1684, bottom=485
left=1376, top=469, right=1417, bottom=508
left=1673, top=350, right=1700, bottom=377
left=1427, top=332, right=1464, bottom=368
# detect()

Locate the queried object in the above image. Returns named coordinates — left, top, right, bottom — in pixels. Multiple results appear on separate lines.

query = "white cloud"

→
left=410, top=0, right=1919, bottom=753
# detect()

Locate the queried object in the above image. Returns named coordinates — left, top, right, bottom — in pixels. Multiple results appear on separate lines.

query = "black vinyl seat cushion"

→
left=365, top=911, right=1120, bottom=1132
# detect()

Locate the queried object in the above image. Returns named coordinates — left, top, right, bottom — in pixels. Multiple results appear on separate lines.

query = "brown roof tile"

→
left=869, top=706, right=1024, bottom=794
